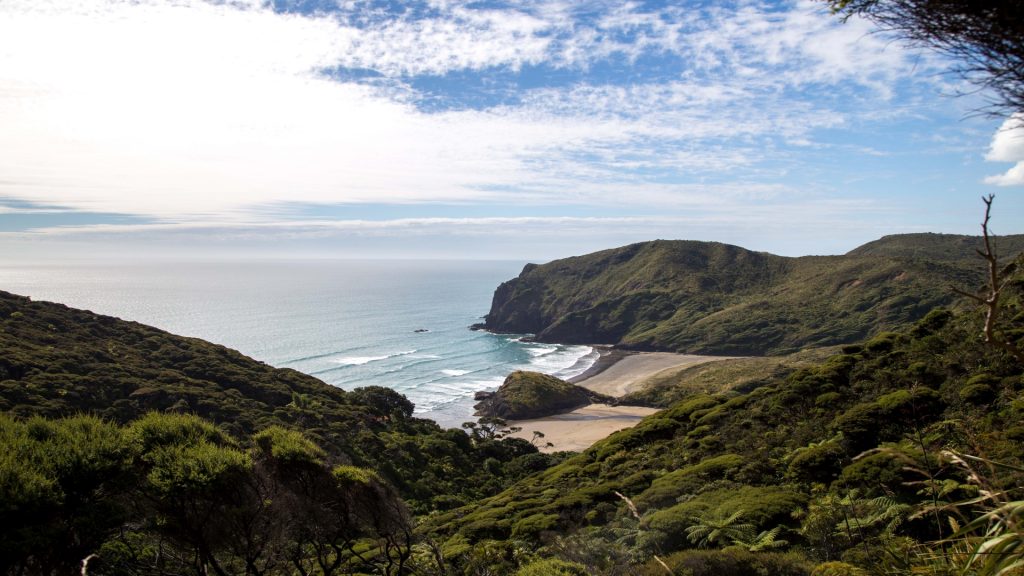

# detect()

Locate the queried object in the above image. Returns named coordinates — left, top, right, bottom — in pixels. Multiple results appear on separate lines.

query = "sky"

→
left=1, top=0, right=1022, bottom=262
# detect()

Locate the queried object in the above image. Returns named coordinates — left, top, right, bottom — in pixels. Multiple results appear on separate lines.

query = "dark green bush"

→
left=788, top=441, right=846, bottom=483
left=639, top=454, right=745, bottom=507
left=654, top=548, right=814, bottom=576
left=959, top=383, right=996, bottom=405
left=515, top=558, right=588, bottom=576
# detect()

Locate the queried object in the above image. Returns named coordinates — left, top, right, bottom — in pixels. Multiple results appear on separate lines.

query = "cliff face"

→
left=481, top=235, right=1024, bottom=356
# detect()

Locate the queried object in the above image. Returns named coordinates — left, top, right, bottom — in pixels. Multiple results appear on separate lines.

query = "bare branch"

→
left=956, top=195, right=1024, bottom=364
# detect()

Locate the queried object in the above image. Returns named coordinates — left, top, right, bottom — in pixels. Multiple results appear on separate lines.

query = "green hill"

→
left=2, top=247, right=1023, bottom=575
left=846, top=232, right=1024, bottom=261
left=425, top=254, right=1024, bottom=575
left=0, top=290, right=578, bottom=573
left=480, top=234, right=1024, bottom=355
left=0, top=290, right=561, bottom=516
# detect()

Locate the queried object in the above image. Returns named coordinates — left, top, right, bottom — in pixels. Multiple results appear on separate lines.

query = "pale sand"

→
left=576, top=352, right=732, bottom=397
left=508, top=404, right=661, bottom=453
left=508, top=352, right=730, bottom=453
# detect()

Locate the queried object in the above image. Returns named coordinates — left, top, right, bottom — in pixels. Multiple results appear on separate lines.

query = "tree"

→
left=827, top=0, right=1024, bottom=116
left=953, top=195, right=1024, bottom=364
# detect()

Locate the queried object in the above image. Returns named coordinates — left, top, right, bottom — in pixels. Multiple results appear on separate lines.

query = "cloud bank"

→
left=0, top=0, right=945, bottom=221
left=2, top=0, right=1018, bottom=263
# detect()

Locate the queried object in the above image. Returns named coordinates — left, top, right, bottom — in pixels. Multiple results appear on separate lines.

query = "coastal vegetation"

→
left=0, top=290, right=569, bottom=517
left=474, top=370, right=614, bottom=420
left=423, top=251, right=1024, bottom=575
left=620, top=347, right=842, bottom=407
left=480, top=234, right=1024, bottom=356
left=1, top=233, right=1023, bottom=575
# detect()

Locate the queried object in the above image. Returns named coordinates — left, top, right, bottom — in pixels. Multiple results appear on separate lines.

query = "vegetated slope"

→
left=481, top=234, right=1024, bottom=355
left=0, top=290, right=562, bottom=514
left=847, top=232, right=1024, bottom=261
left=474, top=370, right=614, bottom=420
left=425, top=254, right=1024, bottom=575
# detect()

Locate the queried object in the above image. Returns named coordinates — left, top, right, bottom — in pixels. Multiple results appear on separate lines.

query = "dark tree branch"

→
left=827, top=0, right=1024, bottom=117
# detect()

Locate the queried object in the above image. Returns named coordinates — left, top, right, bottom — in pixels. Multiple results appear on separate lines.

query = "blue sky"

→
left=0, top=0, right=1022, bottom=262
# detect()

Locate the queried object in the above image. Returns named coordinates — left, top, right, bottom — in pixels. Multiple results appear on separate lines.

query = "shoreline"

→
left=509, top=349, right=733, bottom=452
left=567, top=346, right=632, bottom=384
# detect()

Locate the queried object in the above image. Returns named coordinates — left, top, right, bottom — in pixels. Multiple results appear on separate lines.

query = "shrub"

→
left=788, top=441, right=846, bottom=483
left=654, top=548, right=814, bottom=576
left=833, top=403, right=883, bottom=451
left=838, top=450, right=910, bottom=495
left=639, top=454, right=745, bottom=507
left=811, top=561, right=869, bottom=576
left=959, top=383, right=996, bottom=405
left=514, top=558, right=588, bottom=576
left=511, top=513, right=559, bottom=538
left=661, top=395, right=721, bottom=423
left=645, top=486, right=806, bottom=553
left=815, top=392, right=842, bottom=408
left=253, top=426, right=325, bottom=465
left=864, top=332, right=900, bottom=353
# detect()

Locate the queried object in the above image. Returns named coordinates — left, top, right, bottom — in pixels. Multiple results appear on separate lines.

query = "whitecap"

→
left=525, top=344, right=558, bottom=357
left=333, top=355, right=389, bottom=366
left=442, top=369, right=471, bottom=377
left=525, top=345, right=597, bottom=378
left=332, top=349, right=418, bottom=366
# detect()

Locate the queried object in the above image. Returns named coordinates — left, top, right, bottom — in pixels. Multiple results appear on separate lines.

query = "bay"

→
left=1, top=260, right=597, bottom=428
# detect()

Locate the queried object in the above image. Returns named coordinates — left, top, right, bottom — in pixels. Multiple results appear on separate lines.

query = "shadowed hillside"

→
left=0, top=290, right=565, bottom=517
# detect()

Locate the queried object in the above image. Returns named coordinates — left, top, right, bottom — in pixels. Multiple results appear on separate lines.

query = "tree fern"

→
left=732, top=525, right=789, bottom=552
left=685, top=509, right=755, bottom=549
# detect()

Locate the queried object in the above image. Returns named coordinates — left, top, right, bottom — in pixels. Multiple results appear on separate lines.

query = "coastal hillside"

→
left=2, top=250, right=1022, bottom=574
left=481, top=234, right=1024, bottom=355
left=425, top=253, right=1024, bottom=575
left=0, top=290, right=562, bottom=515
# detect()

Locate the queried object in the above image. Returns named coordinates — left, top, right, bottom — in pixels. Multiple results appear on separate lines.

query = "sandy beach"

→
left=573, top=351, right=730, bottom=397
left=508, top=350, right=729, bottom=452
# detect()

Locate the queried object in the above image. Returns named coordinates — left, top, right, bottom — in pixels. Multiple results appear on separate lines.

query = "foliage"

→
left=826, top=0, right=1024, bottom=116
left=0, top=412, right=415, bottom=575
left=652, top=548, right=815, bottom=576
left=429, top=252, right=1024, bottom=574
left=0, top=290, right=561, bottom=515
left=514, top=557, right=589, bottom=576
left=474, top=370, right=613, bottom=420
left=685, top=510, right=755, bottom=548
left=481, top=235, right=1024, bottom=355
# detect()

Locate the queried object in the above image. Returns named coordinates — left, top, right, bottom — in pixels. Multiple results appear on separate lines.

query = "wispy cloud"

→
left=0, top=0, right=1002, bottom=256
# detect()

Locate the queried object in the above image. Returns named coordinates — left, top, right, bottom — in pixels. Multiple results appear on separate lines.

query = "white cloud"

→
left=0, top=0, right=960, bottom=228
left=984, top=115, right=1024, bottom=186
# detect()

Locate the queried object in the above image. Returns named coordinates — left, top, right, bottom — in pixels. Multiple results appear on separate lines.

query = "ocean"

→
left=1, top=260, right=597, bottom=428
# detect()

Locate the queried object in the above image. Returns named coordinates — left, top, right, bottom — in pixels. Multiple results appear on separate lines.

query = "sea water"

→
left=1, top=260, right=596, bottom=427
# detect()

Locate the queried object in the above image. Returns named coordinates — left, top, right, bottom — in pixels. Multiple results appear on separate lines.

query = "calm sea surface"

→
left=2, top=260, right=596, bottom=428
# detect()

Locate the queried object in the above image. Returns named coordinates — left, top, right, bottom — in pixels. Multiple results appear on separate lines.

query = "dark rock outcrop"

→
left=474, top=371, right=614, bottom=420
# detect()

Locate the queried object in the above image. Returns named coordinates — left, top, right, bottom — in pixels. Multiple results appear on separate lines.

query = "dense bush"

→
left=652, top=548, right=815, bottom=576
